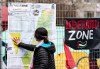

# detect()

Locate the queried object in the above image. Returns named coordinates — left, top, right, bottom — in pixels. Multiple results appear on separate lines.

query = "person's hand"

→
left=12, top=37, right=21, bottom=46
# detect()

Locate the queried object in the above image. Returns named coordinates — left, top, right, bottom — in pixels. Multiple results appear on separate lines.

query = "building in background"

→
left=1, top=0, right=100, bottom=25
left=75, top=0, right=100, bottom=18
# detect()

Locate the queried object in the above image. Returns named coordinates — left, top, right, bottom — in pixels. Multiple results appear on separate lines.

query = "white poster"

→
left=8, top=3, right=56, bottom=69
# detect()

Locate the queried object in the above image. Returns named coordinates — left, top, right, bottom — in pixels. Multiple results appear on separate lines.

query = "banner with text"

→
left=65, top=18, right=100, bottom=50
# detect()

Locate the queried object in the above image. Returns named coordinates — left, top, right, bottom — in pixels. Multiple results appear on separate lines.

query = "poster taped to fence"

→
left=8, top=3, right=56, bottom=69
left=65, top=18, right=100, bottom=50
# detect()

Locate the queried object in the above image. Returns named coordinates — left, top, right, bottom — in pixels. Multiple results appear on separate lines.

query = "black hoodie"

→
left=18, top=42, right=56, bottom=69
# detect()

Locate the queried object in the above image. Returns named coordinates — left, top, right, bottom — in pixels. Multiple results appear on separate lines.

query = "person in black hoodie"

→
left=12, top=27, right=56, bottom=69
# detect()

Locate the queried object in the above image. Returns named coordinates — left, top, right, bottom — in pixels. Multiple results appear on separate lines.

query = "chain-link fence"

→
left=1, top=0, right=100, bottom=69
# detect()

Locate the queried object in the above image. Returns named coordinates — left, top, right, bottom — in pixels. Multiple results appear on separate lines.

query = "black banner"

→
left=65, top=18, right=100, bottom=50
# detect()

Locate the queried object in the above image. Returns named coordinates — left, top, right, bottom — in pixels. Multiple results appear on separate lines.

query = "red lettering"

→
left=71, top=20, right=76, bottom=30
left=94, top=20, right=99, bottom=28
left=77, top=20, right=84, bottom=30
left=65, top=19, right=99, bottom=30
left=66, top=21, right=70, bottom=30
left=82, top=22, right=86, bottom=29
left=86, top=20, right=92, bottom=29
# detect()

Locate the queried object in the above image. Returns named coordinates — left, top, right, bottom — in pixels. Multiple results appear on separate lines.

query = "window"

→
left=84, top=11, right=94, bottom=18
left=84, top=0, right=100, bottom=3
left=84, top=0, right=90, bottom=2
left=96, top=12, right=100, bottom=17
left=97, top=0, right=100, bottom=3
left=84, top=0, right=95, bottom=3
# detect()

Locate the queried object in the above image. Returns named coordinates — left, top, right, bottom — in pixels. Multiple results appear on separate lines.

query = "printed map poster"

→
left=8, top=3, right=56, bottom=69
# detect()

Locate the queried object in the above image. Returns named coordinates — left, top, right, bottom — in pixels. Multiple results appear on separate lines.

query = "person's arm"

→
left=12, top=37, right=35, bottom=51
left=18, top=42, right=36, bottom=51
left=37, top=47, right=49, bottom=69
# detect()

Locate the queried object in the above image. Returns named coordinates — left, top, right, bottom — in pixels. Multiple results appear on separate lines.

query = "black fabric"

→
left=89, top=49, right=100, bottom=60
left=89, top=49, right=100, bottom=69
left=18, top=42, right=56, bottom=69
left=89, top=60, right=99, bottom=69
left=18, top=42, right=35, bottom=51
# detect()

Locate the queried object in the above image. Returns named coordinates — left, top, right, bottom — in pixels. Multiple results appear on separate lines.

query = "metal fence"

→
left=1, top=0, right=100, bottom=69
